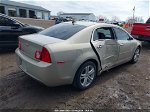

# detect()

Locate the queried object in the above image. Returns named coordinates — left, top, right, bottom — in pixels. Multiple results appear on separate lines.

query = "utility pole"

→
left=132, top=6, right=135, bottom=26
left=133, top=6, right=135, bottom=20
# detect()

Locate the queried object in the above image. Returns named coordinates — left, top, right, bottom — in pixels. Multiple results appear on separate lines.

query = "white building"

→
left=59, top=13, right=96, bottom=21
left=0, top=0, right=51, bottom=20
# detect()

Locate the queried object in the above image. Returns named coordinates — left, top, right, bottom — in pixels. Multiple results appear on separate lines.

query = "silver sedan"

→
left=16, top=21, right=141, bottom=90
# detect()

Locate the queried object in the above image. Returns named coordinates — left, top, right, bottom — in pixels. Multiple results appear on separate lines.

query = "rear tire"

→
left=73, top=61, right=97, bottom=90
left=131, top=47, right=140, bottom=64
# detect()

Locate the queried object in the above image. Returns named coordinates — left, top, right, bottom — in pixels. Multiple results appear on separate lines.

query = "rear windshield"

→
left=39, top=23, right=86, bottom=40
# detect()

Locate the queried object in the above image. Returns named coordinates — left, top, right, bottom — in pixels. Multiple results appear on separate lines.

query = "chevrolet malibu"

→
left=16, top=22, right=141, bottom=90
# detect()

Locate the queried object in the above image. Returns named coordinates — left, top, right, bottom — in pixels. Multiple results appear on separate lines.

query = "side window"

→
left=113, top=28, right=130, bottom=40
left=0, top=16, right=14, bottom=26
left=93, top=30, right=99, bottom=40
left=93, top=27, right=114, bottom=41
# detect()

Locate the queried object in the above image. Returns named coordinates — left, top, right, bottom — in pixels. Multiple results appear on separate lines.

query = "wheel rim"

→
left=80, top=65, right=95, bottom=87
left=134, top=48, right=140, bottom=62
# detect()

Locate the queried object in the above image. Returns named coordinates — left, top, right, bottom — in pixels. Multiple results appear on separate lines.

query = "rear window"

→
left=39, top=23, right=86, bottom=40
left=146, top=18, right=150, bottom=24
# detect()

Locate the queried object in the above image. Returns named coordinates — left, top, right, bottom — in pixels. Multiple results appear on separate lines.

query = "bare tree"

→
left=134, top=16, right=144, bottom=23
left=126, top=16, right=144, bottom=23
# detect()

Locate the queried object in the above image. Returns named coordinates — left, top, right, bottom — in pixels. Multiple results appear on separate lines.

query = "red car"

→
left=131, top=18, right=150, bottom=42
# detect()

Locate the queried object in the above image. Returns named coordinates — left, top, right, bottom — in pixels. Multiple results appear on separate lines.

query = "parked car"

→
left=131, top=18, right=150, bottom=42
left=0, top=13, right=44, bottom=49
left=111, top=22, right=119, bottom=25
left=55, top=17, right=62, bottom=24
left=16, top=22, right=141, bottom=90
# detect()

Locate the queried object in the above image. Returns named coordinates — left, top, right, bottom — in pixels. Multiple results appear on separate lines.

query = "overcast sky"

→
left=12, top=0, right=149, bottom=22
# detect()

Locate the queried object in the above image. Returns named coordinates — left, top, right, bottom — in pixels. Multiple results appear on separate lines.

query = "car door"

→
left=113, top=27, right=133, bottom=63
left=91, top=27, right=119, bottom=70
left=0, top=16, right=23, bottom=48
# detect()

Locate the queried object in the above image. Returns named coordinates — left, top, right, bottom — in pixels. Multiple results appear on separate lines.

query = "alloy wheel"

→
left=80, top=65, right=95, bottom=87
left=134, top=48, right=140, bottom=62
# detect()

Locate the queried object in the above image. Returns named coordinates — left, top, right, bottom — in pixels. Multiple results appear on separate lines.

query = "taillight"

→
left=18, top=37, right=22, bottom=49
left=34, top=47, right=51, bottom=63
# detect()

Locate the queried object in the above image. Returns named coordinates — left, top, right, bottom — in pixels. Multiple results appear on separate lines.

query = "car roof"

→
left=65, top=21, right=97, bottom=26
left=64, top=21, right=119, bottom=28
left=65, top=21, right=125, bottom=44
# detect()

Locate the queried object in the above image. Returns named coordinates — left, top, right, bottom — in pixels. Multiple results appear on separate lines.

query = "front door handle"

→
left=146, top=26, right=150, bottom=30
left=120, top=43, right=124, bottom=46
left=97, top=45, right=102, bottom=49
left=146, top=26, right=150, bottom=29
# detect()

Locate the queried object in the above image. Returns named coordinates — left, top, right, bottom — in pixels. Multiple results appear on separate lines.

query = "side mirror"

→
left=128, top=37, right=133, bottom=40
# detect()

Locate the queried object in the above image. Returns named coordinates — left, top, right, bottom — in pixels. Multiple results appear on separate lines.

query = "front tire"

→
left=73, top=61, right=97, bottom=90
left=131, top=47, right=140, bottom=64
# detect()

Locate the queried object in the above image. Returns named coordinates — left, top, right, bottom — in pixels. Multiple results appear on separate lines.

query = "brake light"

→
left=18, top=37, right=22, bottom=49
left=34, top=47, right=51, bottom=63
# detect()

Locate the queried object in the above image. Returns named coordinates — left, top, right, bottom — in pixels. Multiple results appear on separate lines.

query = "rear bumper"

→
left=15, top=48, right=72, bottom=86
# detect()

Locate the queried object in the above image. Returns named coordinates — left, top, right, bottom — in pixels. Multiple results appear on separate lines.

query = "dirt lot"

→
left=0, top=42, right=150, bottom=111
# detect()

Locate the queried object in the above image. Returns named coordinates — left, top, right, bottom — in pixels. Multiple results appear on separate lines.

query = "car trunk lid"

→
left=19, top=34, right=63, bottom=60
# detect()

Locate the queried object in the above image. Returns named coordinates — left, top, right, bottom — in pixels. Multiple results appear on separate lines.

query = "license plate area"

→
left=20, top=59, right=27, bottom=72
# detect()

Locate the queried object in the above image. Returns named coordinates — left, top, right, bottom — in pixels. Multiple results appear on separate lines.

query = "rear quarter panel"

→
left=48, top=42, right=99, bottom=83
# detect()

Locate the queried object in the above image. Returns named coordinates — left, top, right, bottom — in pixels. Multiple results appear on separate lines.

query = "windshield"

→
left=39, top=23, right=86, bottom=40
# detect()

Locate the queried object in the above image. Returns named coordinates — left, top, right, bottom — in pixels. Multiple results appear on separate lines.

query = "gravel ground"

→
left=0, top=42, right=150, bottom=111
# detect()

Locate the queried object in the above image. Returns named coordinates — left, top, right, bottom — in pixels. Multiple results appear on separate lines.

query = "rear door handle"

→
left=97, top=45, right=102, bottom=49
